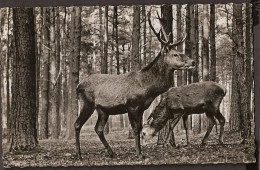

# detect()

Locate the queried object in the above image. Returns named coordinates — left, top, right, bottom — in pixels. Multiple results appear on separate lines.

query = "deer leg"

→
left=128, top=112, right=143, bottom=156
left=201, top=112, right=216, bottom=145
left=95, top=108, right=115, bottom=157
left=182, top=114, right=190, bottom=146
left=214, top=110, right=225, bottom=144
left=74, top=103, right=95, bottom=159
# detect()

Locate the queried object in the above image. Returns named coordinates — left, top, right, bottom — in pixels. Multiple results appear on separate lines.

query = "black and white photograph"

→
left=0, top=3, right=256, bottom=168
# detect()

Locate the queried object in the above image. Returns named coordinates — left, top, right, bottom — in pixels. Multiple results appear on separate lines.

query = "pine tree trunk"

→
left=142, top=6, right=147, bottom=66
left=202, top=5, right=210, bottom=81
left=192, top=5, right=201, bottom=135
left=131, top=5, right=141, bottom=71
left=6, top=8, right=11, bottom=140
left=233, top=4, right=251, bottom=142
left=67, top=7, right=81, bottom=139
left=157, top=5, right=175, bottom=147
left=128, top=5, right=141, bottom=139
left=202, top=5, right=210, bottom=130
left=39, top=8, right=50, bottom=139
left=103, top=6, right=110, bottom=135
left=176, top=5, right=183, bottom=87
left=210, top=4, right=216, bottom=82
left=230, top=6, right=240, bottom=131
left=62, top=7, right=68, bottom=133
left=245, top=3, right=253, bottom=134
left=49, top=8, right=56, bottom=139
left=10, top=8, right=38, bottom=151
left=51, top=7, right=61, bottom=139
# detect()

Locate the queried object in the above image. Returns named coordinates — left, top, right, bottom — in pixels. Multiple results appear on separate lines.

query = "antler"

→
left=148, top=9, right=186, bottom=48
left=169, top=34, right=187, bottom=48
left=148, top=11, right=168, bottom=45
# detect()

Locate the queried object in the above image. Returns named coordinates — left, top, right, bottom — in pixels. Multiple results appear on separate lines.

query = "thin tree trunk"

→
left=67, top=7, right=81, bottom=139
left=176, top=5, right=183, bottom=87
left=131, top=5, right=141, bottom=71
left=202, top=5, right=210, bottom=130
left=6, top=8, right=11, bottom=140
left=245, top=3, right=253, bottom=134
left=193, top=5, right=201, bottom=135
left=210, top=4, right=216, bottom=82
left=129, top=5, right=141, bottom=138
left=39, top=8, right=50, bottom=139
left=157, top=5, right=175, bottom=147
left=103, top=6, right=110, bottom=135
left=233, top=4, right=251, bottom=142
left=202, top=5, right=210, bottom=81
left=142, top=5, right=147, bottom=66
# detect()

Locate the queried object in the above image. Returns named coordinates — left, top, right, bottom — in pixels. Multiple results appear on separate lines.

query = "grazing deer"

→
left=74, top=13, right=195, bottom=159
left=141, top=82, right=226, bottom=146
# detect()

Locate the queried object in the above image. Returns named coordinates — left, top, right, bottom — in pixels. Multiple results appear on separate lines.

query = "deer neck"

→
left=140, top=58, right=174, bottom=97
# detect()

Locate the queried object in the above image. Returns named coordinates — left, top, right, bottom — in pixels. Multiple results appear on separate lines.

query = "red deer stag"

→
left=75, top=13, right=195, bottom=159
left=141, top=82, right=226, bottom=146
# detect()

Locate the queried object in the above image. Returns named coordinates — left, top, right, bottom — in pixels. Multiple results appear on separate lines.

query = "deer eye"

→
left=142, top=132, right=146, bottom=136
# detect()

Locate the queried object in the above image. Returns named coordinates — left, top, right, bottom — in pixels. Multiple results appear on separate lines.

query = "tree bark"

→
left=245, top=3, right=253, bottom=134
left=39, top=8, right=50, bottom=139
left=10, top=8, right=38, bottom=151
left=6, top=8, right=11, bottom=140
left=202, top=5, right=210, bottom=81
left=129, top=5, right=141, bottom=138
left=131, top=5, right=141, bottom=71
left=210, top=4, right=216, bottom=82
left=202, top=5, right=210, bottom=130
left=157, top=5, right=175, bottom=147
left=232, top=4, right=251, bottom=142
left=176, top=5, right=183, bottom=87
left=192, top=5, right=201, bottom=135
left=142, top=5, right=147, bottom=66
left=67, top=7, right=81, bottom=139
left=103, top=6, right=110, bottom=135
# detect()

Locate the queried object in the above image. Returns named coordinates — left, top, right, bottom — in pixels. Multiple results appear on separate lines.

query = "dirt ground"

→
left=2, top=126, right=256, bottom=168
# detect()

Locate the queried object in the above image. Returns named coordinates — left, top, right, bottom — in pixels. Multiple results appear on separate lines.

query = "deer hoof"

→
left=76, top=154, right=83, bottom=160
left=108, top=151, right=116, bottom=158
left=219, top=141, right=224, bottom=145
left=139, top=154, right=146, bottom=159
left=200, top=142, right=206, bottom=146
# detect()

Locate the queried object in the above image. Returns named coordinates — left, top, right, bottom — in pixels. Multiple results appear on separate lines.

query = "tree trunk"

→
left=39, top=8, right=50, bottom=139
left=210, top=4, right=216, bottom=82
left=62, top=7, right=68, bottom=133
left=202, top=5, right=210, bottom=130
left=142, top=5, right=147, bottom=66
left=131, top=5, right=141, bottom=71
left=10, top=8, right=38, bottom=151
left=129, top=5, right=141, bottom=138
left=192, top=5, right=201, bottom=135
left=67, top=7, right=81, bottom=139
left=229, top=6, right=240, bottom=131
left=103, top=6, right=110, bottom=135
left=233, top=4, right=251, bottom=143
left=6, top=8, right=11, bottom=140
left=176, top=5, right=183, bottom=87
left=245, top=3, right=253, bottom=134
left=49, top=8, right=56, bottom=139
left=202, top=5, right=210, bottom=81
left=51, top=7, right=61, bottom=139
left=157, top=5, right=175, bottom=147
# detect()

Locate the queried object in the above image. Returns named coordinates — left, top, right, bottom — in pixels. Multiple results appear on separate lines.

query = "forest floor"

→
left=2, top=125, right=256, bottom=168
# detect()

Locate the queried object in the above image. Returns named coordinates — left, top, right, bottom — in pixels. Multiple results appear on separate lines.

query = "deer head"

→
left=147, top=11, right=195, bottom=70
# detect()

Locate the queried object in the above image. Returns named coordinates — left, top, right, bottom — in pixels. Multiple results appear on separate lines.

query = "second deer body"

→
left=141, top=81, right=226, bottom=146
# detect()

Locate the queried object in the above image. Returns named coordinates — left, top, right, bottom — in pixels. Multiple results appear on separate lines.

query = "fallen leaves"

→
left=2, top=129, right=256, bottom=168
